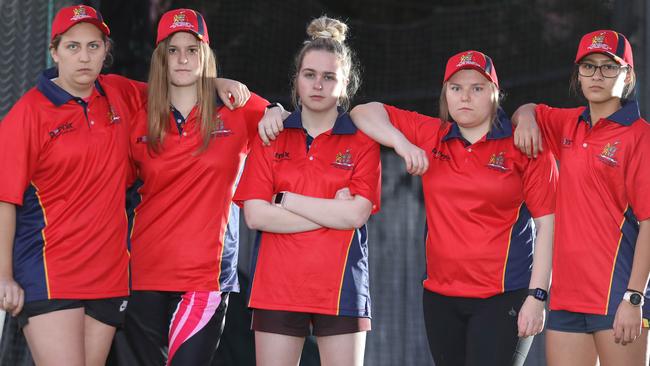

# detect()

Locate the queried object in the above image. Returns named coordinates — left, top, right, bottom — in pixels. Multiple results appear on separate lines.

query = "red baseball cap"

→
left=444, top=50, right=499, bottom=88
left=156, top=9, right=209, bottom=45
left=51, top=5, right=110, bottom=41
left=575, top=30, right=633, bottom=67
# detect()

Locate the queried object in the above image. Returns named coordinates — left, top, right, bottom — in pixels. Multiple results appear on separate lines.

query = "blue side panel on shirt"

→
left=503, top=203, right=534, bottom=292
left=608, top=207, right=641, bottom=316
left=14, top=184, right=49, bottom=302
left=247, top=231, right=263, bottom=302
left=219, top=202, right=240, bottom=292
left=125, top=179, right=143, bottom=252
left=338, top=225, right=371, bottom=317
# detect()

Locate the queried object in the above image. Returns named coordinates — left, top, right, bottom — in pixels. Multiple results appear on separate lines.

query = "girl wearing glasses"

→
left=513, top=30, right=650, bottom=366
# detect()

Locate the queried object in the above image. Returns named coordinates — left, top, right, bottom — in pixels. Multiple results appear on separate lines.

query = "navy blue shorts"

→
left=17, top=297, right=128, bottom=328
left=547, top=309, right=650, bottom=333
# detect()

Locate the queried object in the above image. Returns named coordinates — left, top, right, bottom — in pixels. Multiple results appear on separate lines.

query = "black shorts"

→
left=251, top=308, right=371, bottom=337
left=422, top=288, right=532, bottom=366
left=17, top=297, right=128, bottom=328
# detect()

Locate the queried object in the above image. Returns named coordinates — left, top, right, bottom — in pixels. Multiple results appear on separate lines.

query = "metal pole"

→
left=637, top=1, right=650, bottom=116
left=46, top=0, right=54, bottom=68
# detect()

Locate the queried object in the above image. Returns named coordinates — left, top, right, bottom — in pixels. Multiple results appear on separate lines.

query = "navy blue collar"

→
left=283, top=107, right=357, bottom=135
left=442, top=107, right=513, bottom=142
left=37, top=67, right=105, bottom=106
left=578, top=99, right=640, bottom=127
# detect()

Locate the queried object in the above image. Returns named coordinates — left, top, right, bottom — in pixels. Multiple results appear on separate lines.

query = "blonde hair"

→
left=438, top=81, right=501, bottom=127
left=146, top=35, right=220, bottom=153
left=291, top=16, right=360, bottom=111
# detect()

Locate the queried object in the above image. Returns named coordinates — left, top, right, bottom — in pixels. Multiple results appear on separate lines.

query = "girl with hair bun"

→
left=234, top=16, right=381, bottom=366
left=262, top=49, right=558, bottom=365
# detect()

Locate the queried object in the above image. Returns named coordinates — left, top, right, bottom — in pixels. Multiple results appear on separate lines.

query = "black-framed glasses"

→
left=577, top=62, right=628, bottom=78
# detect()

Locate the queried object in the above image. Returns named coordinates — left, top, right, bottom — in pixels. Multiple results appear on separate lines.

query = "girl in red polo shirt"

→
left=0, top=5, right=144, bottom=366
left=234, top=17, right=381, bottom=366
left=513, top=30, right=650, bottom=366
left=123, top=8, right=267, bottom=366
left=262, top=50, right=557, bottom=366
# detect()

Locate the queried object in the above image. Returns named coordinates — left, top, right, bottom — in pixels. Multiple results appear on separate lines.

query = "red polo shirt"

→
left=128, top=93, right=267, bottom=292
left=535, top=101, right=650, bottom=315
left=233, top=109, right=381, bottom=317
left=0, top=68, right=146, bottom=302
left=384, top=105, right=558, bottom=298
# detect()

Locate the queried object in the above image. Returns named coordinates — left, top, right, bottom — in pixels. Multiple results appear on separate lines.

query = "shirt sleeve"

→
left=625, top=126, right=650, bottom=221
left=242, top=93, right=269, bottom=148
left=348, top=132, right=382, bottom=214
left=0, top=95, right=42, bottom=205
left=233, top=135, right=275, bottom=207
left=521, top=144, right=558, bottom=218
left=534, top=104, right=577, bottom=158
left=383, top=104, right=442, bottom=148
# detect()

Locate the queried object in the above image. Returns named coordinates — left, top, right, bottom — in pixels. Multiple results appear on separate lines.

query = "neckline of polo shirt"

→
left=578, top=99, right=640, bottom=127
left=283, top=107, right=357, bottom=135
left=442, top=107, right=512, bottom=143
left=37, top=67, right=106, bottom=107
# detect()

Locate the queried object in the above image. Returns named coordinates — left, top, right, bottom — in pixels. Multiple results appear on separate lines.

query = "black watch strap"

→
left=266, top=102, right=282, bottom=110
left=528, top=288, right=548, bottom=302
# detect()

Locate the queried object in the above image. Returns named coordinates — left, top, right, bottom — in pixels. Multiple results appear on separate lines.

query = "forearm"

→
left=243, top=200, right=321, bottom=233
left=511, top=103, right=538, bottom=127
left=282, top=192, right=371, bottom=230
left=529, top=214, right=554, bottom=290
left=0, top=202, right=16, bottom=279
left=627, top=220, right=650, bottom=293
left=350, top=102, right=409, bottom=148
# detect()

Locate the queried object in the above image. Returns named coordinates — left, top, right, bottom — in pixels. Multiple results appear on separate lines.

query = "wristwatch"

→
left=528, top=288, right=548, bottom=302
left=266, top=102, right=283, bottom=110
left=274, top=192, right=286, bottom=207
left=623, top=290, right=644, bottom=307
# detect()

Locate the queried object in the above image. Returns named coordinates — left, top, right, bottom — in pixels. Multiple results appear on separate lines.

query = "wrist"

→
left=273, top=191, right=287, bottom=208
left=528, top=288, right=548, bottom=302
left=265, top=102, right=284, bottom=113
left=623, top=290, right=645, bottom=307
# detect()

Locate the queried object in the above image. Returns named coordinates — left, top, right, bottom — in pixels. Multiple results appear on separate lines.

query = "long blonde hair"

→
left=146, top=35, right=220, bottom=153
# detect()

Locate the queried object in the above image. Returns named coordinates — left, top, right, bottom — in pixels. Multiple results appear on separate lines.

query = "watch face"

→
left=630, top=293, right=643, bottom=306
left=274, top=193, right=284, bottom=205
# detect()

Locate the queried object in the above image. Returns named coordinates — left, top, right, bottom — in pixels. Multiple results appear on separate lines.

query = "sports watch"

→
left=623, top=290, right=644, bottom=307
left=274, top=192, right=286, bottom=207
left=528, top=288, right=548, bottom=302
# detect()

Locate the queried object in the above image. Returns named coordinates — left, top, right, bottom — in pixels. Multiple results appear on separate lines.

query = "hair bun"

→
left=306, top=16, right=347, bottom=42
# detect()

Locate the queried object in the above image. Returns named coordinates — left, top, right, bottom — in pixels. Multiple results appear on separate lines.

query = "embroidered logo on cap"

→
left=456, top=51, right=480, bottom=68
left=588, top=32, right=611, bottom=51
left=71, top=6, right=90, bottom=21
left=171, top=12, right=193, bottom=29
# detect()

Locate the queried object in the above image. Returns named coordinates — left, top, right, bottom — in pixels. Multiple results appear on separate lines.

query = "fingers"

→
left=14, top=288, right=24, bottom=316
left=1, top=284, right=24, bottom=316
left=517, top=313, right=526, bottom=337
left=403, top=149, right=429, bottom=176
left=613, top=318, right=624, bottom=343
left=530, top=131, right=539, bottom=158
left=219, top=91, right=234, bottom=110
left=258, top=122, right=271, bottom=146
